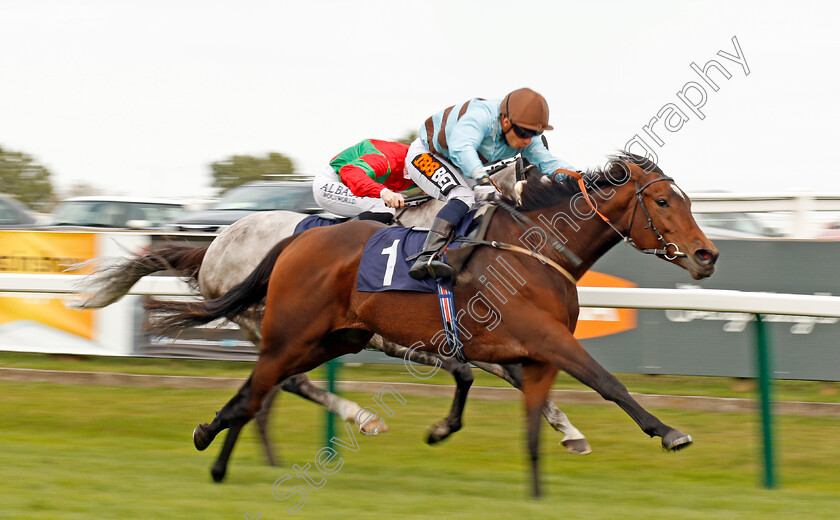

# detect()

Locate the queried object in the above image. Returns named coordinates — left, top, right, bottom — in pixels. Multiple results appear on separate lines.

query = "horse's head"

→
left=601, top=155, right=718, bottom=279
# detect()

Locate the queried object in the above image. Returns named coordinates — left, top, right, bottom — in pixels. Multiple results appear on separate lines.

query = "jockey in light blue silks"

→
left=405, top=87, right=578, bottom=280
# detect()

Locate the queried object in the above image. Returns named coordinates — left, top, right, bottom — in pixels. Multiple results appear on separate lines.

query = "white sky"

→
left=1, top=1, right=838, bottom=200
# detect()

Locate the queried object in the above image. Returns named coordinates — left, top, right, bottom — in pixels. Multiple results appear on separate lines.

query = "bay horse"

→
left=146, top=152, right=718, bottom=495
left=76, top=161, right=591, bottom=466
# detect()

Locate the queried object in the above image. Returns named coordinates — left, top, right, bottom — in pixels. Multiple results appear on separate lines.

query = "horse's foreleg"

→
left=470, top=360, right=591, bottom=455
left=540, top=401, right=591, bottom=455
left=546, top=326, right=691, bottom=450
left=520, top=361, right=558, bottom=498
left=373, top=336, right=473, bottom=444
left=279, top=372, right=388, bottom=435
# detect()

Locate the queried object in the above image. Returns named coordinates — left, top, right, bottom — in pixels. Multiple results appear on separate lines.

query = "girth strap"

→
left=436, top=283, right=467, bottom=363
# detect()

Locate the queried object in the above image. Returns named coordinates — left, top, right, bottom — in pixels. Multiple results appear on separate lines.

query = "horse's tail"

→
left=74, top=244, right=208, bottom=309
left=144, top=234, right=296, bottom=336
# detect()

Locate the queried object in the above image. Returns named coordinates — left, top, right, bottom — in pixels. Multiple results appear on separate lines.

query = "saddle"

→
left=356, top=207, right=497, bottom=293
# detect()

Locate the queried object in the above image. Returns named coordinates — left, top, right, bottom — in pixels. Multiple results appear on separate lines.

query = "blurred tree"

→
left=62, top=181, right=105, bottom=198
left=0, top=145, right=54, bottom=212
left=396, top=131, right=418, bottom=145
left=211, top=152, right=311, bottom=193
left=46, top=181, right=106, bottom=209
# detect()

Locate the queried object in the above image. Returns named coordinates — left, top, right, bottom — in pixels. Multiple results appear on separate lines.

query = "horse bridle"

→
left=560, top=165, right=687, bottom=261
left=624, top=175, right=686, bottom=260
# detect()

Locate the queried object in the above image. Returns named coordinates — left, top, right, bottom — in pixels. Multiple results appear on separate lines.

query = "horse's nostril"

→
left=695, top=249, right=718, bottom=265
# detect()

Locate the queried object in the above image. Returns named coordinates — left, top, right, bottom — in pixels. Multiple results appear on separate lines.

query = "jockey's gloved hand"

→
left=474, top=173, right=502, bottom=196
left=475, top=173, right=492, bottom=186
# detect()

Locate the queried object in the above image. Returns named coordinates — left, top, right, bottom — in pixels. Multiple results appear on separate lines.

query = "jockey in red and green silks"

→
left=312, top=139, right=415, bottom=224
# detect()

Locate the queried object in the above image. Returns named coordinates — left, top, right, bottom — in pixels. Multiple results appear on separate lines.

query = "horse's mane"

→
left=515, top=151, right=664, bottom=211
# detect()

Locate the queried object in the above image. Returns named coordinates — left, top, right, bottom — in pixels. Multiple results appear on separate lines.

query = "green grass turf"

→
left=1, top=379, right=839, bottom=519
left=2, top=351, right=838, bottom=403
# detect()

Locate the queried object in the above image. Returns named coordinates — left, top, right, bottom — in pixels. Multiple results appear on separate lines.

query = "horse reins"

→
left=493, top=196, right=583, bottom=267
left=393, top=194, right=433, bottom=225
left=467, top=162, right=684, bottom=285
left=452, top=235, right=579, bottom=285
left=555, top=165, right=687, bottom=261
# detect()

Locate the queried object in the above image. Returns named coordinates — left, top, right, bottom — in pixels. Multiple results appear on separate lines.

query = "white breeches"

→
left=312, top=165, right=394, bottom=217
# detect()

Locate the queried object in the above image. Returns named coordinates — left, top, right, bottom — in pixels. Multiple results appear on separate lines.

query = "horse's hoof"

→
left=211, top=466, right=226, bottom=483
left=662, top=429, right=693, bottom=451
left=425, top=421, right=455, bottom=445
left=561, top=438, right=592, bottom=455
left=193, top=424, right=212, bottom=451
left=359, top=417, right=388, bottom=435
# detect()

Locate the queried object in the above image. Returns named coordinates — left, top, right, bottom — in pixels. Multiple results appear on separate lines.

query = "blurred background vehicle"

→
left=816, top=221, right=840, bottom=240
left=693, top=212, right=783, bottom=239
left=0, top=194, right=42, bottom=228
left=48, top=196, right=187, bottom=230
left=163, top=181, right=321, bottom=233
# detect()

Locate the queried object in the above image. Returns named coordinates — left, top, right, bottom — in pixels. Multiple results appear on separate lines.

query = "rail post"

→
left=324, top=358, right=340, bottom=449
left=754, top=314, right=776, bottom=488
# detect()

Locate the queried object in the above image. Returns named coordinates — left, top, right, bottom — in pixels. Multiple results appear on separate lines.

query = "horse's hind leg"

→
left=192, top=376, right=256, bottom=482
left=194, top=375, right=252, bottom=453
left=198, top=348, right=334, bottom=482
left=254, top=384, right=281, bottom=466
left=521, top=361, right=559, bottom=498
left=372, top=336, right=473, bottom=444
left=211, top=420, right=247, bottom=482
left=471, top=360, right=591, bottom=455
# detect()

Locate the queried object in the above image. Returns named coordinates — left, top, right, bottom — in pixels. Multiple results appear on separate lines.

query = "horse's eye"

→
left=656, top=198, right=669, bottom=207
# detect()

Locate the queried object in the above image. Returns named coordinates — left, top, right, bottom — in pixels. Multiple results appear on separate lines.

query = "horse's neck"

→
left=397, top=199, right=446, bottom=227
left=519, top=200, right=626, bottom=279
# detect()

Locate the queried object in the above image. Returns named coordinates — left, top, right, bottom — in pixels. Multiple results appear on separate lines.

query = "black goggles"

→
left=511, top=124, right=542, bottom=139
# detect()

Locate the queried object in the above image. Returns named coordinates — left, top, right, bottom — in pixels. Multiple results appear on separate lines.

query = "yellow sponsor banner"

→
left=0, top=231, right=96, bottom=339
left=574, top=271, right=637, bottom=340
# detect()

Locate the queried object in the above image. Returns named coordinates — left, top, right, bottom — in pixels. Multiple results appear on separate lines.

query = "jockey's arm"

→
left=447, top=112, right=493, bottom=179
left=337, top=155, right=392, bottom=198
left=338, top=156, right=405, bottom=208
left=522, top=138, right=577, bottom=182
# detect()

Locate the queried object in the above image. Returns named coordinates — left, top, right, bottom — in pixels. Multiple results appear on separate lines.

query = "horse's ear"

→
left=515, top=166, right=544, bottom=206
left=623, top=161, right=648, bottom=181
left=522, top=164, right=542, bottom=183
left=514, top=157, right=527, bottom=181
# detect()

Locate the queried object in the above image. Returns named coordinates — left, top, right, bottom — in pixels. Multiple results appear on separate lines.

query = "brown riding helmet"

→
left=501, top=88, right=554, bottom=131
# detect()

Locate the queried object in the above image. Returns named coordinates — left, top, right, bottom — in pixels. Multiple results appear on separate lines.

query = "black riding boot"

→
left=408, top=217, right=456, bottom=280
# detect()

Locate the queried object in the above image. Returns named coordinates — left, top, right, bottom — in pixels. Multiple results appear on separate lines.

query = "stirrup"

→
left=409, top=251, right=453, bottom=280
left=420, top=254, right=454, bottom=280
